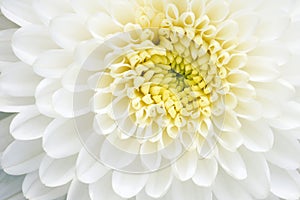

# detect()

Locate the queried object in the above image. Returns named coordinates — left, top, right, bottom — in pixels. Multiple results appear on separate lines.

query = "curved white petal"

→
left=76, top=134, right=109, bottom=184
left=0, top=29, right=18, bottom=62
left=112, top=171, right=149, bottom=198
left=170, top=179, right=212, bottom=200
left=269, top=101, right=300, bottom=130
left=39, top=155, right=76, bottom=187
left=0, top=114, right=14, bottom=155
left=269, top=164, right=300, bottom=200
left=0, top=169, right=24, bottom=200
left=10, top=106, right=51, bottom=140
left=12, top=25, right=58, bottom=65
left=145, top=167, right=173, bottom=198
left=1, top=0, right=40, bottom=26
left=22, top=171, right=69, bottom=200
left=33, top=49, right=73, bottom=79
left=35, top=78, right=61, bottom=118
left=50, top=14, right=91, bottom=50
left=1, top=139, right=44, bottom=175
left=213, top=169, right=252, bottom=200
left=192, top=158, right=218, bottom=187
left=216, top=146, right=247, bottom=180
left=66, top=178, right=90, bottom=200
left=100, top=134, right=139, bottom=170
left=43, top=115, right=92, bottom=159
left=173, top=150, right=197, bottom=181
left=89, top=172, right=125, bottom=200
left=0, top=62, right=41, bottom=97
left=240, top=119, right=274, bottom=152
left=33, top=0, right=72, bottom=25
left=52, top=88, right=93, bottom=118
left=239, top=148, right=270, bottom=199
left=265, top=131, right=300, bottom=170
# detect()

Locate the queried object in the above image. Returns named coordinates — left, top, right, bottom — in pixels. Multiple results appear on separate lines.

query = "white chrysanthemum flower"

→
left=0, top=0, right=300, bottom=199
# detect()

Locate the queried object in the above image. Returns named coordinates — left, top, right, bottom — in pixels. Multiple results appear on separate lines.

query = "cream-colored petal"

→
left=87, top=12, right=123, bottom=38
left=33, top=0, right=73, bottom=25
left=1, top=0, right=40, bottom=26
left=12, top=25, right=58, bottom=65
left=50, top=14, right=91, bottom=50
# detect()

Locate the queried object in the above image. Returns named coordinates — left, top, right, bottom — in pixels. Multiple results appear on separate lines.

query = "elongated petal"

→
left=112, top=171, right=148, bottom=198
left=145, top=167, right=173, bottom=198
left=2, top=139, right=44, bottom=175
left=22, top=172, right=68, bottom=200
left=66, top=178, right=90, bottom=200
left=39, top=155, right=76, bottom=187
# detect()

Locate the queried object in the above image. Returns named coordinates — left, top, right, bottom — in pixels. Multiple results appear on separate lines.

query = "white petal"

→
left=0, top=29, right=18, bottom=62
left=10, top=106, right=51, bottom=140
left=66, top=178, right=90, bottom=200
left=35, top=79, right=61, bottom=118
left=206, top=0, right=229, bottom=23
left=71, top=0, right=106, bottom=18
left=76, top=134, right=109, bottom=184
left=33, top=0, right=73, bottom=25
left=255, top=9, right=290, bottom=41
left=254, top=80, right=295, bottom=118
left=39, top=155, right=76, bottom=187
left=160, top=137, right=183, bottom=161
left=213, top=169, right=252, bottom=200
left=216, top=146, right=247, bottom=180
left=0, top=114, right=14, bottom=154
left=212, top=109, right=241, bottom=132
left=216, top=20, right=238, bottom=40
left=112, top=171, right=148, bottom=198
left=94, top=112, right=117, bottom=135
left=145, top=167, right=173, bottom=198
left=192, top=158, right=218, bottom=187
left=22, top=172, right=69, bottom=200
left=110, top=0, right=136, bottom=25
left=0, top=62, right=41, bottom=97
left=12, top=25, right=58, bottom=65
left=89, top=172, right=125, bottom=200
left=281, top=53, right=300, bottom=86
left=230, top=12, right=259, bottom=41
left=173, top=150, right=197, bottom=181
left=0, top=169, right=24, bottom=200
left=33, top=49, right=73, bottom=78
left=2, top=139, right=44, bottom=175
left=61, top=64, right=92, bottom=92
left=249, top=41, right=289, bottom=65
left=87, top=12, right=123, bottom=38
left=140, top=142, right=161, bottom=171
left=1, top=0, right=40, bottom=26
left=43, top=115, right=92, bottom=159
left=100, top=134, right=139, bottom=169
left=244, top=56, right=279, bottom=82
left=216, top=131, right=243, bottom=152
left=240, top=119, right=274, bottom=152
left=269, top=101, right=300, bottom=130
left=170, top=179, right=212, bottom=200
left=265, top=131, right=300, bottom=170
left=269, top=164, right=300, bottom=199
left=239, top=148, right=270, bottom=199
left=52, top=88, right=92, bottom=118
left=0, top=94, right=34, bottom=113
left=50, top=14, right=91, bottom=50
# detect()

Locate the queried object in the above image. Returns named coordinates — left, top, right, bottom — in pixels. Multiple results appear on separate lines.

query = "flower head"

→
left=0, top=0, right=300, bottom=200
